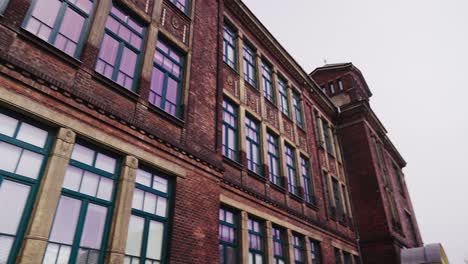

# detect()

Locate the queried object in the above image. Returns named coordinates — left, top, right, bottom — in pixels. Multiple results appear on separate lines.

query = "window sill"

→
left=289, top=193, right=303, bottom=203
left=18, top=28, right=82, bottom=69
left=297, top=123, right=307, bottom=133
left=248, top=170, right=266, bottom=183
left=147, top=103, right=185, bottom=128
left=265, top=97, right=278, bottom=109
left=223, top=61, right=239, bottom=75
left=92, top=72, right=140, bottom=102
left=223, top=156, right=243, bottom=170
left=281, top=112, right=293, bottom=122
left=306, top=201, right=319, bottom=211
left=270, top=182, right=286, bottom=193
left=245, top=80, right=260, bottom=93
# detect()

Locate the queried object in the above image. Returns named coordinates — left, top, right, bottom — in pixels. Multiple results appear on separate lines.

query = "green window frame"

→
left=332, top=178, right=345, bottom=224
left=261, top=62, right=275, bottom=103
left=223, top=23, right=237, bottom=69
left=310, top=239, right=322, bottom=264
left=285, top=144, right=299, bottom=196
left=267, top=132, right=282, bottom=187
left=124, top=167, right=172, bottom=264
left=169, top=0, right=190, bottom=14
left=292, top=234, right=305, bottom=264
left=278, top=78, right=290, bottom=116
left=222, top=99, right=239, bottom=162
left=243, top=43, right=257, bottom=87
left=149, top=39, right=185, bottom=118
left=292, top=92, right=303, bottom=128
left=300, top=156, right=315, bottom=205
left=245, top=116, right=262, bottom=175
left=334, top=248, right=342, bottom=264
left=95, top=5, right=146, bottom=91
left=22, top=0, right=95, bottom=58
left=323, top=122, right=334, bottom=155
left=272, top=226, right=287, bottom=264
left=248, top=218, right=264, bottom=264
left=219, top=208, right=238, bottom=264
left=43, top=142, right=120, bottom=264
left=0, top=111, right=53, bottom=263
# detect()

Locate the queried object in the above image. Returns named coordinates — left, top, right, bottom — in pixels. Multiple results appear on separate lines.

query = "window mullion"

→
left=161, top=73, right=170, bottom=110
left=112, top=42, right=126, bottom=81
left=69, top=200, right=89, bottom=262
left=140, top=217, right=150, bottom=262
left=48, top=2, right=68, bottom=45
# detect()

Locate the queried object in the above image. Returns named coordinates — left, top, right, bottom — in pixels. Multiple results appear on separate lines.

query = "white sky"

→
left=242, top=0, right=468, bottom=262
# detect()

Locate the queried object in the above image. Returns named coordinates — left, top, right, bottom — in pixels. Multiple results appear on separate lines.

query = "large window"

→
left=267, top=132, right=282, bottom=187
left=261, top=62, right=275, bottom=103
left=245, top=116, right=262, bottom=175
left=248, top=218, right=264, bottom=264
left=332, top=178, right=345, bottom=224
left=95, top=5, right=145, bottom=91
left=149, top=40, right=185, bottom=117
left=243, top=43, right=257, bottom=87
left=23, top=0, right=94, bottom=57
left=278, top=78, right=290, bottom=116
left=272, top=226, right=287, bottom=264
left=285, top=144, right=299, bottom=196
left=169, top=0, right=190, bottom=14
left=219, top=208, right=238, bottom=264
left=43, top=143, right=118, bottom=264
left=292, top=234, right=304, bottom=264
left=292, top=92, right=303, bottom=128
left=300, top=156, right=315, bottom=205
left=223, top=23, right=237, bottom=69
left=0, top=112, right=52, bottom=263
left=222, top=100, right=238, bottom=161
left=323, top=122, right=334, bottom=155
left=310, top=239, right=322, bottom=264
left=125, top=167, right=171, bottom=264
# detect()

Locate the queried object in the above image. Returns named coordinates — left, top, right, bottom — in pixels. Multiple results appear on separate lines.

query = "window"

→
left=292, top=92, right=303, bottom=128
left=169, top=0, right=190, bottom=14
left=262, top=62, right=275, bottom=103
left=332, top=178, right=345, bottom=223
left=373, top=140, right=389, bottom=185
left=272, top=226, right=287, bottom=264
left=310, top=239, right=322, bottom=264
left=243, top=43, right=257, bottom=87
left=301, top=156, right=315, bottom=205
left=392, top=164, right=404, bottom=193
left=222, top=100, right=238, bottom=161
left=323, top=122, right=334, bottom=155
left=223, top=23, right=237, bottom=69
left=314, top=116, right=323, bottom=145
left=353, top=255, right=360, bottom=264
left=334, top=248, right=342, bottom=264
left=329, top=82, right=335, bottom=94
left=23, top=0, right=94, bottom=57
left=285, top=144, right=299, bottom=196
left=338, top=79, right=344, bottom=91
left=95, top=5, right=145, bottom=91
left=278, top=78, right=290, bottom=116
left=44, top=143, right=118, bottom=264
left=248, top=218, right=264, bottom=264
left=341, top=184, right=351, bottom=222
left=0, top=0, right=9, bottom=14
left=219, top=208, right=238, bottom=264
left=324, top=175, right=333, bottom=215
left=149, top=40, right=185, bottom=117
left=343, top=252, right=352, bottom=264
left=267, top=132, right=282, bottom=187
left=292, top=234, right=304, bottom=264
left=405, top=212, right=418, bottom=245
left=320, top=85, right=326, bottom=93
left=124, top=168, right=171, bottom=264
left=0, top=112, right=52, bottom=263
left=245, top=116, right=262, bottom=175
left=386, top=190, right=400, bottom=226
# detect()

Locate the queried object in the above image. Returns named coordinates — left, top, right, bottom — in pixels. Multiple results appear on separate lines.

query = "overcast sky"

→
left=242, top=0, right=468, bottom=262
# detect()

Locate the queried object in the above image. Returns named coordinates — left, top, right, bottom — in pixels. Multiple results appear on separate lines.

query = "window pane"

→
left=43, top=243, right=59, bottom=264
left=80, top=204, right=107, bottom=249
left=125, top=215, right=144, bottom=256
left=146, top=221, right=164, bottom=260
left=63, top=166, right=83, bottom=191
left=16, top=150, right=44, bottom=179
left=16, top=122, right=48, bottom=148
left=49, top=196, right=81, bottom=244
left=75, top=0, right=93, bottom=13
left=97, top=34, right=120, bottom=65
left=156, top=197, right=167, bottom=217
left=95, top=153, right=116, bottom=174
left=120, top=48, right=137, bottom=76
left=0, top=236, right=14, bottom=264
left=57, top=7, right=85, bottom=43
left=80, top=171, right=99, bottom=197
left=153, top=175, right=168, bottom=193
left=0, top=180, right=30, bottom=235
left=0, top=142, right=22, bottom=173
left=136, top=169, right=152, bottom=187
left=96, top=177, right=113, bottom=201
left=0, top=114, right=18, bottom=137
left=143, top=192, right=157, bottom=214
left=132, top=189, right=144, bottom=210
left=71, top=144, right=94, bottom=166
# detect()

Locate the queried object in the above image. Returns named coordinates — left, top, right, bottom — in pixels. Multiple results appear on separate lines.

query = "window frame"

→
left=22, top=0, right=96, bottom=58
left=261, top=61, right=275, bottom=103
left=310, top=239, right=322, bottom=264
left=0, top=110, right=54, bottom=263
left=292, top=92, right=304, bottom=128
left=272, top=226, right=287, bottom=264
left=247, top=218, right=265, bottom=264
left=300, top=156, right=315, bottom=205
left=219, top=207, right=239, bottom=264
left=285, top=144, right=299, bottom=196
left=323, top=122, right=334, bottom=156
left=332, top=177, right=345, bottom=224
left=223, top=22, right=237, bottom=70
left=292, top=234, right=305, bottom=264
left=278, top=77, right=290, bottom=116
left=245, top=115, right=262, bottom=175
left=222, top=99, right=239, bottom=162
left=267, top=131, right=282, bottom=187
left=243, top=42, right=257, bottom=88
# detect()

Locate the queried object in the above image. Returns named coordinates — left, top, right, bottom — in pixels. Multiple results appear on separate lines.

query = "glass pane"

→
left=136, top=169, right=152, bottom=187
left=62, top=166, right=83, bottom=191
left=71, top=144, right=94, bottom=165
left=0, top=113, right=18, bottom=137
left=146, top=221, right=164, bottom=260
left=120, top=47, right=137, bottom=76
left=98, top=34, right=119, bottom=65
left=16, top=122, right=48, bottom=148
left=153, top=175, right=168, bottom=193
left=125, top=215, right=144, bottom=256
left=226, top=246, right=236, bottom=264
left=80, top=171, right=99, bottom=197
left=96, top=177, right=113, bottom=201
left=30, top=0, right=61, bottom=27
left=150, top=68, right=164, bottom=98
left=143, top=192, right=157, bottom=214
left=255, top=254, right=263, bottom=264
left=0, top=142, right=21, bottom=173
left=16, top=150, right=44, bottom=179
left=80, top=204, right=107, bottom=249
left=57, top=245, right=72, bottom=264
left=58, top=7, right=85, bottom=43
left=166, top=78, right=179, bottom=104
left=75, top=0, right=93, bottom=13
left=132, top=189, right=144, bottom=210
left=0, top=236, right=14, bottom=264
left=95, top=153, right=116, bottom=174
left=155, top=197, right=167, bottom=217
left=49, top=196, right=81, bottom=244
left=0, top=180, right=30, bottom=235
left=43, top=243, right=59, bottom=264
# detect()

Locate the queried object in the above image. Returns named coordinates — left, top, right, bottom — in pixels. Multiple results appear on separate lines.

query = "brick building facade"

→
left=0, top=0, right=420, bottom=264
